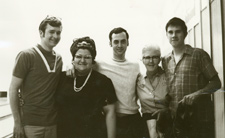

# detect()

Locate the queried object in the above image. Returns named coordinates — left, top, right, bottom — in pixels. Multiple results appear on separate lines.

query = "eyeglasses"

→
left=142, top=56, right=160, bottom=62
left=45, top=15, right=62, bottom=21
left=74, top=55, right=92, bottom=60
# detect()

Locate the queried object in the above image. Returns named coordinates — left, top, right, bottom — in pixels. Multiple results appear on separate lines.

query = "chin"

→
left=77, top=68, right=87, bottom=72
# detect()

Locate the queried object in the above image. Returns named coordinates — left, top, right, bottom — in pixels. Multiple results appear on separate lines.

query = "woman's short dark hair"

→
left=70, top=36, right=97, bottom=64
left=165, top=17, right=188, bottom=37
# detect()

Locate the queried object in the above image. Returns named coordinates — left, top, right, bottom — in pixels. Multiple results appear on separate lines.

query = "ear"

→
left=109, top=41, right=112, bottom=47
left=39, top=30, right=44, bottom=38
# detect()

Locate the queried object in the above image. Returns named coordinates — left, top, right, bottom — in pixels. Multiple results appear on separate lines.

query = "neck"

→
left=113, top=54, right=126, bottom=62
left=147, top=68, right=159, bottom=78
left=39, top=42, right=53, bottom=52
left=76, top=69, right=92, bottom=77
left=173, top=44, right=185, bottom=55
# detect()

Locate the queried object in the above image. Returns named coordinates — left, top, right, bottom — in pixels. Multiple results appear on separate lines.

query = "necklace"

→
left=74, top=69, right=92, bottom=92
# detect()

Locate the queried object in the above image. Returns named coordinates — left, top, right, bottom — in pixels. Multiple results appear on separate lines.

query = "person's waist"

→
left=116, top=112, right=140, bottom=117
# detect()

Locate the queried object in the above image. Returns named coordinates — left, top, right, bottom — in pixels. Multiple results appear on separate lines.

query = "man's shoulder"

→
left=126, top=58, right=139, bottom=65
left=96, top=58, right=138, bottom=66
left=162, top=52, right=172, bottom=61
left=185, top=44, right=205, bottom=52
left=91, top=70, right=113, bottom=84
left=186, top=45, right=210, bottom=57
left=20, top=47, right=36, bottom=54
left=16, top=47, right=37, bottom=58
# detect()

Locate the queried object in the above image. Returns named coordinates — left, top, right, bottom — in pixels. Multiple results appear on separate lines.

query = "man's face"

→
left=110, top=32, right=128, bottom=58
left=166, top=25, right=185, bottom=48
left=40, top=24, right=62, bottom=48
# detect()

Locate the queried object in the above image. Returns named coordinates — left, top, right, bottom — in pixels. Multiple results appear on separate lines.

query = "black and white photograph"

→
left=0, top=0, right=224, bottom=138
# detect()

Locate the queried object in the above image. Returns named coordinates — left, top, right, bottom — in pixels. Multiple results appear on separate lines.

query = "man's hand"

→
left=66, top=64, right=75, bottom=78
left=13, top=124, right=25, bottom=138
left=180, top=92, right=201, bottom=105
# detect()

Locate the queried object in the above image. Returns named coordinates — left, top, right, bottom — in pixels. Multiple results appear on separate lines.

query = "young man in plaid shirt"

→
left=162, top=17, right=221, bottom=138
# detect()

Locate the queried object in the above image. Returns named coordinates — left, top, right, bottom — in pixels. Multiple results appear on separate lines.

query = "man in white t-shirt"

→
left=95, top=27, right=142, bottom=138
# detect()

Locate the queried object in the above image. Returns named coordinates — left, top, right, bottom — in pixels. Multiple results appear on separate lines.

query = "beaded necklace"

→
left=74, top=69, right=92, bottom=92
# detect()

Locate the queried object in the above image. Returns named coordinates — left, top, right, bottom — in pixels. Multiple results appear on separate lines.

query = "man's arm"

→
left=103, top=103, right=116, bottom=138
left=182, top=75, right=221, bottom=105
left=9, top=76, right=25, bottom=138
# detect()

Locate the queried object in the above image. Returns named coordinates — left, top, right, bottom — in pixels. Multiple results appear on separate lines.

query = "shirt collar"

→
left=183, top=44, right=193, bottom=55
left=144, top=67, right=164, bottom=78
left=168, top=44, right=193, bottom=59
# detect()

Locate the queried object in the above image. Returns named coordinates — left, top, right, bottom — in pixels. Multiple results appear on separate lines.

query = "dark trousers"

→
left=173, top=95, right=215, bottom=138
left=116, top=113, right=143, bottom=138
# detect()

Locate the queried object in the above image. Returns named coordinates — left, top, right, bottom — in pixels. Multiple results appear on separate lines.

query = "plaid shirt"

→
left=162, top=45, right=218, bottom=112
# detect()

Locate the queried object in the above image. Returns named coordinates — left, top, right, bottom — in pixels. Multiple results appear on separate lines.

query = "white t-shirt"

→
left=94, top=58, right=140, bottom=114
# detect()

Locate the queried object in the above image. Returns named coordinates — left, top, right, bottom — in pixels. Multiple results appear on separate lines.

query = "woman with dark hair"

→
left=56, top=37, right=117, bottom=138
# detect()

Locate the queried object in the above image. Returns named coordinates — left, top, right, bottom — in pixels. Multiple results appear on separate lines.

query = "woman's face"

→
left=142, top=49, right=161, bottom=73
left=72, top=49, right=93, bottom=76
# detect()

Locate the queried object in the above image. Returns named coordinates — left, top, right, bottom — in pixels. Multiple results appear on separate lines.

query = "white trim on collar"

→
left=34, top=46, right=57, bottom=73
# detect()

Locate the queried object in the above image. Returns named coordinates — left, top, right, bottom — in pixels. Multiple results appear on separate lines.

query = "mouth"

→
left=50, top=39, right=58, bottom=43
left=78, top=64, right=87, bottom=66
left=117, top=49, right=123, bottom=52
left=147, top=65, right=155, bottom=67
left=171, top=39, right=178, bottom=41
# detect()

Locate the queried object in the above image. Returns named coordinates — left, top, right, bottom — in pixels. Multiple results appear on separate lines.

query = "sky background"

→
left=0, top=0, right=187, bottom=90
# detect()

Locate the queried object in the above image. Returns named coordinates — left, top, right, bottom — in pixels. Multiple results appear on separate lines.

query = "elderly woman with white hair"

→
left=137, top=44, right=172, bottom=138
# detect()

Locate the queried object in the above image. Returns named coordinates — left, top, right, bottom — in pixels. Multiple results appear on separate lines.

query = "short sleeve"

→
left=199, top=50, right=218, bottom=80
left=13, top=51, right=32, bottom=79
left=102, top=77, right=117, bottom=105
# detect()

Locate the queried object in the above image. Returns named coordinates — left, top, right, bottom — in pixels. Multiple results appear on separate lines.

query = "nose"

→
left=118, top=42, right=122, bottom=47
left=80, top=57, right=85, bottom=62
left=53, top=32, right=58, bottom=38
left=172, top=32, right=176, bottom=37
left=149, top=58, right=153, bottom=62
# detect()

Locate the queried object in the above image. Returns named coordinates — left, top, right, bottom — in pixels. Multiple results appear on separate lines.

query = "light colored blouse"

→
left=137, top=67, right=169, bottom=114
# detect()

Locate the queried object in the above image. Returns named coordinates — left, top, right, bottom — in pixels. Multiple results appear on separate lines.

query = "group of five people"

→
left=9, top=15, right=221, bottom=138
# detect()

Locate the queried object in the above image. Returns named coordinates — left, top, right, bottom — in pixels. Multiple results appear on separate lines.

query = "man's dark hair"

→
left=109, top=27, right=129, bottom=42
left=165, top=17, right=187, bottom=37
left=39, top=15, right=62, bottom=34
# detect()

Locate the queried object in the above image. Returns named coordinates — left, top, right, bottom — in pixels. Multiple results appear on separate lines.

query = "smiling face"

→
left=72, top=49, right=93, bottom=76
left=166, top=25, right=185, bottom=49
left=110, top=32, right=128, bottom=60
left=142, top=47, right=161, bottom=73
left=40, top=24, right=62, bottom=50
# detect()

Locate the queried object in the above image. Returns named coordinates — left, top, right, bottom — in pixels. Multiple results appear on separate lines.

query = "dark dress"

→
left=56, top=70, right=117, bottom=138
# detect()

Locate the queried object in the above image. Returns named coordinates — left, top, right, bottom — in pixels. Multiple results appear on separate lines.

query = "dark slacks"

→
left=116, top=112, right=143, bottom=138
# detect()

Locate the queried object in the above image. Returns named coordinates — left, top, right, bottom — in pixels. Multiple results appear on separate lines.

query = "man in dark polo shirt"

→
left=9, top=15, right=63, bottom=138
